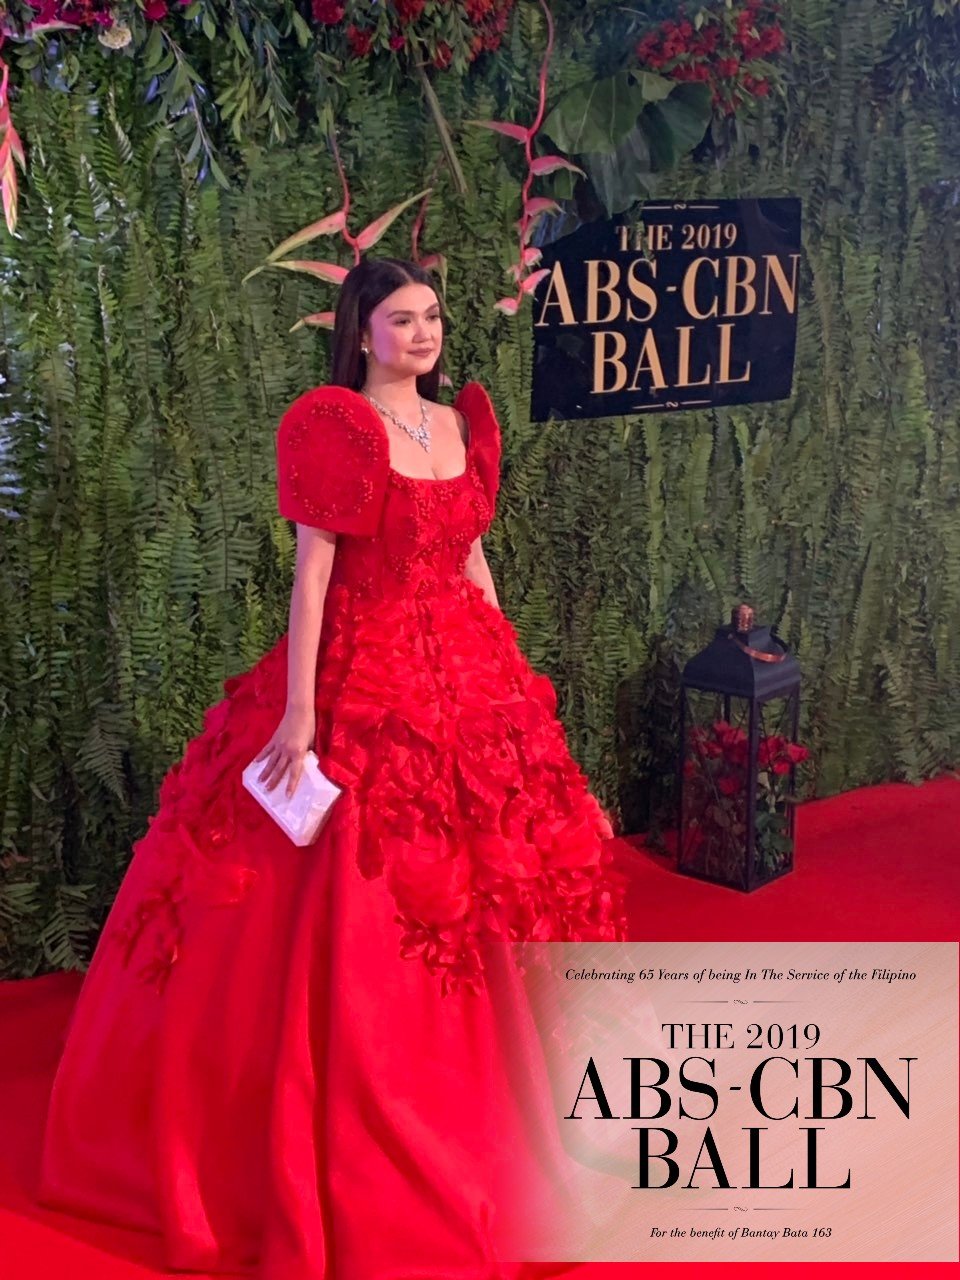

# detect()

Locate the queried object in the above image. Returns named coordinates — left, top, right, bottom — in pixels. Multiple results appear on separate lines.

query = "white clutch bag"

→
left=241, top=749, right=342, bottom=847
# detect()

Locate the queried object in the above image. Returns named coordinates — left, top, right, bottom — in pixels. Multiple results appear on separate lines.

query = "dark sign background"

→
left=529, top=197, right=801, bottom=422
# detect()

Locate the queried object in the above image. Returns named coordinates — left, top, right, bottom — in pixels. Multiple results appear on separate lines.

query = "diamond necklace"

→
left=362, top=390, right=431, bottom=452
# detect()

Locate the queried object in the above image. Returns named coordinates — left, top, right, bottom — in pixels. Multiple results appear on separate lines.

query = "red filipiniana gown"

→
left=38, top=382, right=625, bottom=1278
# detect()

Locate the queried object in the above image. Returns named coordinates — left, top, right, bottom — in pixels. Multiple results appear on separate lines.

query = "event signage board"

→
left=530, top=197, right=801, bottom=422
left=519, top=940, right=958, bottom=1264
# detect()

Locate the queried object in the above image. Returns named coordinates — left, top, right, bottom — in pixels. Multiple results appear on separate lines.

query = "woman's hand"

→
left=254, top=706, right=317, bottom=797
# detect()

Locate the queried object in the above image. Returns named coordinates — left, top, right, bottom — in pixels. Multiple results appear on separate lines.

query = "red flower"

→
left=717, top=774, right=741, bottom=796
left=389, top=31, right=406, bottom=50
left=345, top=23, right=374, bottom=56
left=144, top=0, right=167, bottom=19
left=311, top=0, right=344, bottom=21
left=394, top=0, right=426, bottom=24
left=432, top=39, right=453, bottom=69
left=384, top=834, right=472, bottom=927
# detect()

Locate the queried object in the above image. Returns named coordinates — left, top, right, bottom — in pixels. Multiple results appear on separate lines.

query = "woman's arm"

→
left=286, top=525, right=337, bottom=710
left=463, top=536, right=500, bottom=610
left=257, top=524, right=335, bottom=795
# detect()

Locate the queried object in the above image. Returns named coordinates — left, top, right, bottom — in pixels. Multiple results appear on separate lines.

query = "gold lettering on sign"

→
left=725, top=255, right=757, bottom=317
left=682, top=258, right=720, bottom=320
left=585, top=260, right=621, bottom=324
left=718, top=323, right=751, bottom=383
left=626, top=258, right=658, bottom=323
left=593, top=331, right=628, bottom=392
left=534, top=263, right=577, bottom=326
left=676, top=326, right=711, bottom=387
left=761, top=253, right=800, bottom=315
left=617, top=222, right=673, bottom=253
left=627, top=331, right=668, bottom=393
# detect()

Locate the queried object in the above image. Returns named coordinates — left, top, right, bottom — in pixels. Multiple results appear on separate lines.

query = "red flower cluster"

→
left=759, top=733, right=808, bottom=773
left=312, top=0, right=345, bottom=23
left=24, top=0, right=191, bottom=26
left=635, top=1, right=785, bottom=116
left=345, top=22, right=373, bottom=56
left=686, top=719, right=809, bottom=782
left=321, top=0, right=515, bottom=69
left=25, top=0, right=114, bottom=27
left=394, top=0, right=427, bottom=23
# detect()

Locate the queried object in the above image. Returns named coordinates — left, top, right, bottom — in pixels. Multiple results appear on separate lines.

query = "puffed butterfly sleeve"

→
left=453, top=380, right=501, bottom=513
left=275, top=385, right=390, bottom=536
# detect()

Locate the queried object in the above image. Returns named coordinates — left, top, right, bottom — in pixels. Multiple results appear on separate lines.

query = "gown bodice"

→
left=276, top=381, right=500, bottom=612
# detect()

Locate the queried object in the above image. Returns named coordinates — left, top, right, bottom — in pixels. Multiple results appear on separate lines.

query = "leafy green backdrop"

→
left=2, top=1, right=959, bottom=976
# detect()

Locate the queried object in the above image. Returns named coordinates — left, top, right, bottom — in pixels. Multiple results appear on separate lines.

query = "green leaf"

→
left=582, top=122, right=652, bottom=217
left=542, top=71, right=660, bottom=156
left=291, top=10, right=311, bottom=46
left=143, top=22, right=164, bottom=67
left=642, top=83, right=713, bottom=169
left=633, top=71, right=677, bottom=104
left=208, top=154, right=230, bottom=189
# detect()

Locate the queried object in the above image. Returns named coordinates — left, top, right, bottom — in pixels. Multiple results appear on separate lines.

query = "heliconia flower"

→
left=494, top=296, right=520, bottom=315
left=520, top=267, right=549, bottom=295
left=466, top=119, right=530, bottom=143
left=528, top=154, right=585, bottom=178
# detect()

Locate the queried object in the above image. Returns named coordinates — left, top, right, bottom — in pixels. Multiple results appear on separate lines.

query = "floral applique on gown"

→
left=38, top=382, right=626, bottom=1279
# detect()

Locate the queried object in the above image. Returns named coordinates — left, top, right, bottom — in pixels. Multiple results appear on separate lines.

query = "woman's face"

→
left=361, top=282, right=442, bottom=378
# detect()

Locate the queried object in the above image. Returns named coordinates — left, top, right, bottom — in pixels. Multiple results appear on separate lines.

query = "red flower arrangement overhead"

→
left=311, top=0, right=516, bottom=72
left=635, top=0, right=786, bottom=117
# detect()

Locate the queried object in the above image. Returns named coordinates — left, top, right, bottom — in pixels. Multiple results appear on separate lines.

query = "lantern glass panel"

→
left=679, top=688, right=800, bottom=891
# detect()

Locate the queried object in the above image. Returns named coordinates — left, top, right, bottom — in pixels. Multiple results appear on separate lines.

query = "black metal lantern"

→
left=677, top=605, right=804, bottom=891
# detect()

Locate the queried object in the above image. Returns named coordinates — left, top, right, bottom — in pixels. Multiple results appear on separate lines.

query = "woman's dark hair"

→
left=330, top=257, right=446, bottom=399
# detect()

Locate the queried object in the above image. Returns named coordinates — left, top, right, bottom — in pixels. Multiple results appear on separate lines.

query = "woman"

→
left=38, top=256, right=626, bottom=1277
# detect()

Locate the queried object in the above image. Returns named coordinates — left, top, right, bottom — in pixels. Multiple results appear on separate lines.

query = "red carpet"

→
left=2, top=773, right=958, bottom=1279
left=618, top=772, right=960, bottom=941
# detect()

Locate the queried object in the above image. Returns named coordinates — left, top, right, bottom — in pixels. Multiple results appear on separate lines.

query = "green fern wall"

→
left=2, top=2, right=959, bottom=975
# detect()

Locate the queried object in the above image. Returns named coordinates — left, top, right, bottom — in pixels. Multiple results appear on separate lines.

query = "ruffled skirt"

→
left=38, top=574, right=625, bottom=1275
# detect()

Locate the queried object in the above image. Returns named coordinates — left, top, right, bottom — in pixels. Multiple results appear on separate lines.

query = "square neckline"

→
left=382, top=401, right=474, bottom=485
